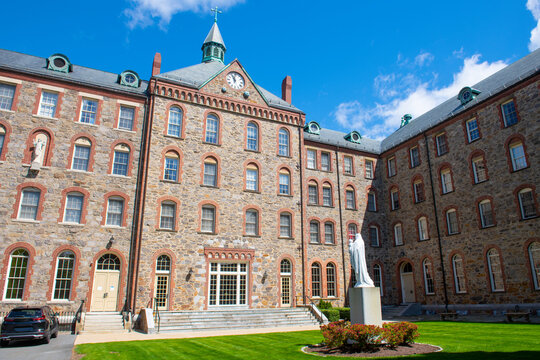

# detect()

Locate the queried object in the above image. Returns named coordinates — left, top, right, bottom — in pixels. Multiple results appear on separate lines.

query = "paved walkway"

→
left=0, top=333, right=75, bottom=360
left=74, top=325, right=321, bottom=345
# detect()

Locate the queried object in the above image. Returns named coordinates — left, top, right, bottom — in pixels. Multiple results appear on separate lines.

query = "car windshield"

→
left=7, top=309, right=42, bottom=318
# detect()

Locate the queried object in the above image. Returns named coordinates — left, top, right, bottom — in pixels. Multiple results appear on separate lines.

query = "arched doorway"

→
left=280, top=259, right=292, bottom=307
left=400, top=262, right=416, bottom=303
left=91, top=254, right=121, bottom=311
left=154, top=255, right=171, bottom=311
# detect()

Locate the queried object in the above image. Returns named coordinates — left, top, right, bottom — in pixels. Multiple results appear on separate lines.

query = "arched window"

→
left=279, top=168, right=291, bottom=195
left=112, top=143, right=130, bottom=176
left=517, top=188, right=537, bottom=219
left=322, top=183, right=333, bottom=206
left=324, top=222, right=334, bottom=244
left=413, top=178, right=425, bottom=203
left=367, top=190, right=377, bottom=211
left=422, top=258, right=435, bottom=295
left=97, top=254, right=120, bottom=270
left=201, top=205, right=216, bottom=233
left=245, top=209, right=259, bottom=236
left=167, top=106, right=183, bottom=137
left=446, top=208, right=459, bottom=235
left=311, top=262, right=321, bottom=297
left=72, top=137, right=91, bottom=171
left=452, top=254, right=466, bottom=293
left=155, top=254, right=171, bottom=310
left=278, top=128, right=289, bottom=156
left=0, top=124, right=7, bottom=158
left=106, top=196, right=125, bottom=227
left=487, top=248, right=504, bottom=292
left=160, top=201, right=176, bottom=230
left=508, top=140, right=527, bottom=171
left=345, top=186, right=356, bottom=210
left=246, top=122, right=258, bottom=151
left=63, top=192, right=84, bottom=224
left=326, top=263, right=336, bottom=297
left=528, top=242, right=540, bottom=290
left=440, top=167, right=453, bottom=194
left=280, top=259, right=292, bottom=305
left=205, top=114, right=220, bottom=144
left=310, top=220, right=320, bottom=243
left=478, top=199, right=495, bottom=228
left=418, top=216, right=429, bottom=240
left=348, top=223, right=358, bottom=240
left=279, top=211, right=292, bottom=238
left=53, top=251, right=75, bottom=300
left=18, top=187, right=41, bottom=220
left=394, top=223, right=403, bottom=246
left=390, top=187, right=399, bottom=210
left=308, top=181, right=319, bottom=205
left=203, top=157, right=218, bottom=187
left=245, top=163, right=259, bottom=192
left=4, top=249, right=29, bottom=300
left=373, top=264, right=383, bottom=295
left=164, top=151, right=180, bottom=182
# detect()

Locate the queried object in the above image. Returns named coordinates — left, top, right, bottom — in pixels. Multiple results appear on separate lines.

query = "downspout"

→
left=423, top=133, right=449, bottom=312
left=298, top=126, right=306, bottom=305
left=334, top=148, right=348, bottom=305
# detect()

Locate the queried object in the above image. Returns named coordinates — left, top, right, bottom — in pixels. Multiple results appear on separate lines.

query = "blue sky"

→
left=3, top=0, right=539, bottom=139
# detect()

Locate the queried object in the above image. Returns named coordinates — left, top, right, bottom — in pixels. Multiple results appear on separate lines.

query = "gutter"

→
left=298, top=126, right=306, bottom=305
left=334, top=148, right=348, bottom=305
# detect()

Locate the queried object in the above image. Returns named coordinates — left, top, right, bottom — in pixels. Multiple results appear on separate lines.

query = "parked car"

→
left=1, top=306, right=59, bottom=346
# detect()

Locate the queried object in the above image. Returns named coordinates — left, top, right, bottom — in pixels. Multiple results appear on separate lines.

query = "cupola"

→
left=201, top=21, right=226, bottom=63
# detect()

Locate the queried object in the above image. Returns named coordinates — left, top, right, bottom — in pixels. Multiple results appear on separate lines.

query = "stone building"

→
left=0, top=21, right=538, bottom=317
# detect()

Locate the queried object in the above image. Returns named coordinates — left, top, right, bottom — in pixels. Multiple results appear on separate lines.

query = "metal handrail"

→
left=72, top=299, right=85, bottom=334
left=153, top=298, right=161, bottom=333
left=305, top=297, right=328, bottom=324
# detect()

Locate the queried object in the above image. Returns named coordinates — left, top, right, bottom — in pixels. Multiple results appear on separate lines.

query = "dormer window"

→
left=47, top=54, right=71, bottom=73
left=344, top=131, right=362, bottom=143
left=458, top=87, right=481, bottom=105
left=119, top=71, right=140, bottom=88
left=304, top=121, right=320, bottom=135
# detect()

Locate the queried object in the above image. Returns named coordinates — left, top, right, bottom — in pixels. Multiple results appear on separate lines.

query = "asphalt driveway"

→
left=0, top=333, right=75, bottom=360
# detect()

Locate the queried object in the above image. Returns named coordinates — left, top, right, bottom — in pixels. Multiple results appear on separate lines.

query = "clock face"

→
left=226, top=72, right=245, bottom=90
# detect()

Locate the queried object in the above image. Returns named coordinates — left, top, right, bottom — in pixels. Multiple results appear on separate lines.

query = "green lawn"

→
left=76, top=322, right=540, bottom=360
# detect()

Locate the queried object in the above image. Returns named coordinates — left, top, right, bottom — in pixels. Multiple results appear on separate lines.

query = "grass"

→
left=76, top=321, right=540, bottom=360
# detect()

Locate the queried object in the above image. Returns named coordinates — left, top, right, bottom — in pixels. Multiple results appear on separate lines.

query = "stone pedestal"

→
left=349, top=287, right=382, bottom=326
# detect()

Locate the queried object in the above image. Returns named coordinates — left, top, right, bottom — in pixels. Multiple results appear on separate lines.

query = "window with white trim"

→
left=509, top=141, right=527, bottom=171
left=310, top=221, right=320, bottom=243
left=160, top=202, right=176, bottom=230
left=436, top=133, right=448, bottom=156
left=390, top=188, right=399, bottom=210
left=205, top=114, right=219, bottom=144
left=324, top=222, right=334, bottom=244
left=18, top=188, right=40, bottom=220
left=501, top=100, right=518, bottom=127
left=479, top=200, right=494, bottom=228
left=203, top=158, right=218, bottom=187
left=441, top=168, right=453, bottom=194
left=52, top=251, right=75, bottom=300
left=418, top=216, right=428, bottom=240
left=167, top=106, right=183, bottom=137
left=528, top=242, right=540, bottom=290
left=209, top=262, right=248, bottom=306
left=246, top=122, right=258, bottom=151
left=322, top=185, right=332, bottom=206
left=472, top=156, right=487, bottom=183
left=246, top=165, right=258, bottom=191
left=423, top=259, right=435, bottom=295
left=518, top=188, right=537, bottom=219
left=373, top=264, right=383, bottom=295
left=64, top=192, right=84, bottom=224
left=279, top=169, right=290, bottom=195
left=348, top=223, right=357, bottom=240
left=410, top=146, right=420, bottom=168
left=387, top=156, right=396, bottom=177
left=346, top=187, right=355, bottom=209
left=201, top=205, right=216, bottom=233
left=446, top=209, right=459, bottom=235
left=72, top=137, right=91, bottom=171
left=4, top=249, right=29, bottom=300
left=79, top=98, right=98, bottom=124
left=118, top=106, right=135, bottom=131
left=278, top=128, right=289, bottom=156
left=164, top=152, right=179, bottom=182
left=365, top=159, right=374, bottom=179
left=320, top=152, right=330, bottom=171
left=38, top=91, right=58, bottom=118
left=245, top=209, right=258, bottom=236
left=308, top=183, right=318, bottom=205
left=112, top=144, right=130, bottom=176
left=307, top=149, right=316, bottom=169
left=487, top=248, right=504, bottom=292
left=280, top=212, right=292, bottom=237
left=326, top=263, right=336, bottom=297
left=344, top=156, right=353, bottom=175
left=106, top=197, right=124, bottom=227
left=367, top=191, right=377, bottom=211
left=311, top=263, right=321, bottom=297
left=0, top=83, right=15, bottom=110
left=394, top=223, right=403, bottom=246
left=452, top=254, right=466, bottom=294
left=466, top=118, right=480, bottom=142
left=413, top=180, right=425, bottom=203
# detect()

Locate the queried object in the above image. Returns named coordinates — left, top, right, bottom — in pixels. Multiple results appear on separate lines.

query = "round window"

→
left=352, top=133, right=360, bottom=141
left=309, top=123, right=318, bottom=133
left=124, top=74, right=136, bottom=84
left=53, top=57, right=66, bottom=68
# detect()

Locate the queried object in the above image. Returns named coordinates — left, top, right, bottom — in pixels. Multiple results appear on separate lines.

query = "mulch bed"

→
left=302, top=343, right=441, bottom=358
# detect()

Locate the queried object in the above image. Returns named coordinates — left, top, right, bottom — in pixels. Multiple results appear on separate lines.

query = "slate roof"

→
left=203, top=22, right=226, bottom=49
left=0, top=49, right=148, bottom=97
left=307, top=48, right=540, bottom=155
left=155, top=61, right=303, bottom=113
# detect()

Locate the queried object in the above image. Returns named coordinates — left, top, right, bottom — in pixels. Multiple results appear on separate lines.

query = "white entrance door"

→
left=91, top=254, right=121, bottom=312
left=400, top=262, right=416, bottom=303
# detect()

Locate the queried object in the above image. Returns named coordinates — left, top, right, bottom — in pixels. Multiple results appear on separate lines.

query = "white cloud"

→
left=527, top=0, right=540, bottom=51
left=124, top=0, right=245, bottom=29
left=414, top=52, right=434, bottom=67
left=334, top=54, right=507, bottom=140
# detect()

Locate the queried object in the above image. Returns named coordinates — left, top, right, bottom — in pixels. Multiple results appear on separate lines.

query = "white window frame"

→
left=487, top=249, right=505, bottom=292
left=38, top=91, right=58, bottom=118
left=245, top=209, right=258, bottom=236
left=418, top=217, right=428, bottom=240
left=423, top=259, right=435, bottom=295
left=246, top=122, right=258, bottom=151
left=167, top=107, right=183, bottom=137
left=307, top=149, right=316, bottom=169
left=324, top=222, right=334, bottom=244
left=390, top=188, right=399, bottom=210
left=344, top=156, right=353, bottom=175
left=441, top=168, right=453, bottom=194
left=346, top=189, right=355, bottom=209
left=205, top=114, right=219, bottom=144
left=436, top=133, right=448, bottom=156
left=72, top=143, right=91, bottom=172
left=112, top=146, right=130, bottom=176
left=409, top=147, right=420, bottom=167
left=373, top=264, right=383, bottom=295
left=278, top=129, right=289, bottom=157
left=279, top=171, right=290, bottom=195
left=310, top=221, right=320, bottom=244
left=367, top=192, right=377, bottom=211
left=203, top=160, right=218, bottom=187
left=3, top=249, right=29, bottom=300
left=0, top=82, right=16, bottom=111
left=472, top=156, right=487, bottom=183
left=510, top=142, right=527, bottom=171
left=326, top=263, right=336, bottom=297
left=18, top=188, right=40, bottom=220
left=118, top=106, right=135, bottom=131
left=369, top=225, right=379, bottom=247
left=365, top=159, right=374, bottom=179
left=387, top=156, right=396, bottom=177
left=479, top=200, right=494, bottom=228
left=322, top=186, right=332, bottom=206
left=164, top=154, right=179, bottom=182
left=308, top=184, right=318, bottom=205
left=279, top=213, right=292, bottom=238
left=52, top=251, right=75, bottom=300
left=518, top=188, right=536, bottom=219
left=63, top=192, right=84, bottom=224
left=106, top=197, right=124, bottom=227
left=394, top=223, right=403, bottom=246
left=160, top=202, right=176, bottom=230
left=466, top=118, right=480, bottom=142
left=452, top=254, right=467, bottom=294
left=528, top=242, right=540, bottom=290
left=414, top=180, right=424, bottom=203
left=446, top=209, right=459, bottom=235
left=311, top=263, right=321, bottom=298
left=79, top=98, right=98, bottom=124
left=320, top=152, right=330, bottom=171
left=501, top=100, right=518, bottom=127
left=201, top=206, right=216, bottom=233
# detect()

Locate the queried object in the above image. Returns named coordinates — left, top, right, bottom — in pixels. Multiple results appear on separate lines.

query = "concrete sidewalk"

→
left=74, top=325, right=321, bottom=345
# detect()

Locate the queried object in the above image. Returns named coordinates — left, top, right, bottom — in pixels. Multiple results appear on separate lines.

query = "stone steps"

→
left=83, top=312, right=127, bottom=333
left=382, top=305, right=409, bottom=318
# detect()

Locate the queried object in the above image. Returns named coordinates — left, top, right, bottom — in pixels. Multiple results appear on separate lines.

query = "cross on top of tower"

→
left=211, top=7, right=222, bottom=23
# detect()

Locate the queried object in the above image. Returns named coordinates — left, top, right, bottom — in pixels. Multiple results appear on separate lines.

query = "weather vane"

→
left=211, top=7, right=222, bottom=23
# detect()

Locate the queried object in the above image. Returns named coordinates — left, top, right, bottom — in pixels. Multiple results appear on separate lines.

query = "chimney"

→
left=152, top=52, right=161, bottom=77
left=281, top=76, right=292, bottom=104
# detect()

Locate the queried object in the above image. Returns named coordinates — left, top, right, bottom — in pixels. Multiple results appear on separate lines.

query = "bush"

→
left=318, top=300, right=333, bottom=309
left=320, top=320, right=349, bottom=348
left=334, top=307, right=350, bottom=321
left=347, top=324, right=384, bottom=351
left=321, top=309, right=340, bottom=322
left=382, top=322, right=419, bottom=347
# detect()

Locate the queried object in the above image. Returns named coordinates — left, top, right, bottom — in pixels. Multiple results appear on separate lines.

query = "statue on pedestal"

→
left=349, top=234, right=374, bottom=288
left=30, top=138, right=46, bottom=170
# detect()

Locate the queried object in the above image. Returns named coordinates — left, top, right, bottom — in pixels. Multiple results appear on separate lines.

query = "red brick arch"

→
left=46, top=245, right=82, bottom=301
left=0, top=242, right=36, bottom=301
left=11, top=182, right=47, bottom=220
left=0, top=120, right=12, bottom=161
left=148, top=249, right=177, bottom=310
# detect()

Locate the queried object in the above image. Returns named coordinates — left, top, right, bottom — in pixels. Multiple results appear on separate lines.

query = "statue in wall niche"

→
left=30, top=137, right=46, bottom=170
left=349, top=234, right=374, bottom=288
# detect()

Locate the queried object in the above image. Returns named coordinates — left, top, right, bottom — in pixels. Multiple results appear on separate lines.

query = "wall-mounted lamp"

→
left=262, top=271, right=268, bottom=284
left=186, top=268, right=194, bottom=281
left=400, top=251, right=405, bottom=257
left=106, top=236, right=115, bottom=250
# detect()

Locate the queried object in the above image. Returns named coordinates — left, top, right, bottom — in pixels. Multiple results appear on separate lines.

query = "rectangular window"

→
left=279, top=173, right=290, bottom=195
left=72, top=145, right=90, bottom=171
left=53, top=253, right=74, bottom=300
left=324, top=223, right=334, bottom=244
left=245, top=210, right=258, bottom=235
left=501, top=100, right=518, bottom=127
left=118, top=106, right=135, bottom=131
left=307, top=149, right=316, bottom=169
left=394, top=224, right=403, bottom=246
left=367, top=192, right=376, bottom=211
left=320, top=152, right=330, bottom=171
left=5, top=251, right=28, bottom=300
left=38, top=91, right=58, bottom=118
left=346, top=190, right=355, bottom=209
left=280, top=213, right=291, bottom=237
left=310, top=222, right=320, bottom=243
left=79, top=99, right=98, bottom=124
left=472, top=157, right=487, bottom=183
left=519, top=190, right=537, bottom=219
left=466, top=118, right=480, bottom=142
left=369, top=226, right=379, bottom=247
left=387, top=156, right=396, bottom=177
left=308, top=185, right=318, bottom=205
left=391, top=189, right=399, bottom=210
left=64, top=194, right=83, bottom=224
left=246, top=125, right=258, bottom=151
left=278, top=131, right=289, bottom=156
left=409, top=147, right=420, bottom=168
left=322, top=187, right=332, bottom=206
left=208, top=262, right=247, bottom=306
left=106, top=198, right=124, bottom=227
left=436, top=133, right=448, bottom=156
left=0, top=83, right=15, bottom=110
left=19, top=190, right=40, bottom=220
left=479, top=201, right=494, bottom=228
left=447, top=210, right=459, bottom=234
left=113, top=151, right=129, bottom=176
left=160, top=203, right=176, bottom=230
left=418, top=218, right=428, bottom=240
left=246, top=169, right=258, bottom=191
left=365, top=160, right=374, bottom=179
left=205, top=117, right=219, bottom=144
left=441, top=169, right=453, bottom=194
left=201, top=207, right=215, bottom=233
left=344, top=156, right=353, bottom=175
left=510, top=143, right=527, bottom=171
left=414, top=181, right=425, bottom=203
left=164, top=157, right=179, bottom=181
left=203, top=163, right=217, bottom=186
left=326, top=265, right=336, bottom=296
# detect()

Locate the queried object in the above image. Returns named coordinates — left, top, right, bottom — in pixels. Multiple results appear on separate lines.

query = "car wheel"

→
left=0, top=340, right=9, bottom=347
left=51, top=330, right=58, bottom=338
left=42, top=334, right=50, bottom=344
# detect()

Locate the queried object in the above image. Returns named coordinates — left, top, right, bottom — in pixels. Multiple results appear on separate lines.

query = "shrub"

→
left=346, top=324, right=384, bottom=351
left=382, top=322, right=419, bottom=347
left=321, top=309, right=340, bottom=322
left=318, top=299, right=333, bottom=309
left=334, top=307, right=350, bottom=321
left=320, top=320, right=349, bottom=348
